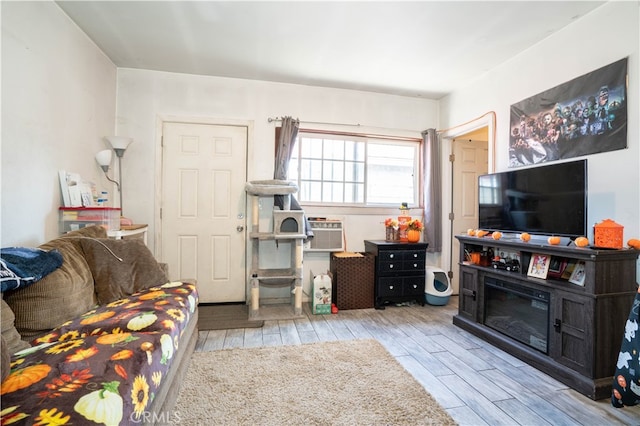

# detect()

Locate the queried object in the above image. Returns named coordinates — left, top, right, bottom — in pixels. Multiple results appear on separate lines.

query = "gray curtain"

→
left=274, top=116, right=299, bottom=181
left=273, top=117, right=313, bottom=239
left=422, top=128, right=442, bottom=252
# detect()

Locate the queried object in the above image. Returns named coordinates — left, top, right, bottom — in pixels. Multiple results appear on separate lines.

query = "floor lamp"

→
left=95, top=136, right=132, bottom=215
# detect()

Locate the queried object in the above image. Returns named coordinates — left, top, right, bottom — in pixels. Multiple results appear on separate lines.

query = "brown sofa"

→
left=1, top=226, right=199, bottom=425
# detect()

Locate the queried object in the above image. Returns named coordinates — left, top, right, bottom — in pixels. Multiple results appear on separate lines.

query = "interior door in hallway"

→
left=161, top=122, right=247, bottom=303
left=451, top=138, right=488, bottom=294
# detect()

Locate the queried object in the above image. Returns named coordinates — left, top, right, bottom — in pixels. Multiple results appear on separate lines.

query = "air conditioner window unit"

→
left=305, top=220, right=344, bottom=252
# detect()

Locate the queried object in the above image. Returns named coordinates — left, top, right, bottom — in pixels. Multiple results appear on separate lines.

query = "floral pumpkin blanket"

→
left=1, top=281, right=198, bottom=425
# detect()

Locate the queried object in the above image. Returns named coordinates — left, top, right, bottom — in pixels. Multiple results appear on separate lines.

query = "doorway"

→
left=160, top=121, right=248, bottom=303
left=440, top=116, right=494, bottom=295
left=450, top=130, right=489, bottom=294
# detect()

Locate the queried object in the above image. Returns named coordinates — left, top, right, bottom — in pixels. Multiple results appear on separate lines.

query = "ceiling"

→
left=56, top=1, right=604, bottom=99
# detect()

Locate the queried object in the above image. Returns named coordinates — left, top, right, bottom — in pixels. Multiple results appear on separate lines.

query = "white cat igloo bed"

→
left=425, top=266, right=452, bottom=306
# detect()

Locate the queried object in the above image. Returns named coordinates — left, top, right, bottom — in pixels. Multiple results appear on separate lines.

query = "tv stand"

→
left=454, top=235, right=639, bottom=400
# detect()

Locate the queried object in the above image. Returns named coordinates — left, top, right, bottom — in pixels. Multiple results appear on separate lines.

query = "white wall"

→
left=1, top=2, right=117, bottom=246
left=440, top=2, right=639, bottom=241
left=115, top=69, right=438, bottom=253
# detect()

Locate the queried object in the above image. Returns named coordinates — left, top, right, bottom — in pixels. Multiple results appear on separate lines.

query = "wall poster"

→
left=509, top=58, right=627, bottom=167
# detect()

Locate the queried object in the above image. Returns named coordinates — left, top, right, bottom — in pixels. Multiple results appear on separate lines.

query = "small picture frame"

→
left=547, top=257, right=567, bottom=279
left=561, top=260, right=577, bottom=280
left=528, top=254, right=551, bottom=279
left=569, top=261, right=586, bottom=286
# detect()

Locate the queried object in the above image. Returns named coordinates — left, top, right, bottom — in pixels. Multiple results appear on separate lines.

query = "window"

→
left=288, top=132, right=420, bottom=206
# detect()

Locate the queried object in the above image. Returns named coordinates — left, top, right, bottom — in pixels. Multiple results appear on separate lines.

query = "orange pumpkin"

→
left=139, top=291, right=166, bottom=301
left=519, top=232, right=531, bottom=242
left=491, top=232, right=502, bottom=240
left=1, top=364, right=51, bottom=394
left=466, top=228, right=476, bottom=236
left=476, top=230, right=489, bottom=238
left=548, top=236, right=561, bottom=245
left=574, top=237, right=589, bottom=247
left=406, top=229, right=421, bottom=243
left=628, top=239, right=640, bottom=250
left=96, top=332, right=135, bottom=346
left=80, top=311, right=115, bottom=325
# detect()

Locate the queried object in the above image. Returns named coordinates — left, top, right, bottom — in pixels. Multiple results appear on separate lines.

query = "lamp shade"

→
left=105, top=136, right=133, bottom=158
left=105, top=136, right=133, bottom=151
left=95, top=149, right=113, bottom=167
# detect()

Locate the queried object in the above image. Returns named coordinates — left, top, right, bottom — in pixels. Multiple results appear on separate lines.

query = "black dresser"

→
left=364, top=240, right=429, bottom=309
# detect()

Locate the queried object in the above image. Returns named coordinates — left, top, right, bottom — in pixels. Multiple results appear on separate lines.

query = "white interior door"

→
left=161, top=122, right=247, bottom=303
left=451, top=138, right=488, bottom=293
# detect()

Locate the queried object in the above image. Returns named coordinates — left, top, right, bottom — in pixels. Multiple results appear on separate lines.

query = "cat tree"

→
left=244, top=180, right=306, bottom=319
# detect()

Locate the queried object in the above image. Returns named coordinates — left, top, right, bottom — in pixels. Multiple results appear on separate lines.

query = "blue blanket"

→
left=0, top=247, right=63, bottom=292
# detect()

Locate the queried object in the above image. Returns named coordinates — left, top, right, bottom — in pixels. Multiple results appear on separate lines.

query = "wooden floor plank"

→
left=493, top=398, right=553, bottom=426
left=432, top=351, right=508, bottom=402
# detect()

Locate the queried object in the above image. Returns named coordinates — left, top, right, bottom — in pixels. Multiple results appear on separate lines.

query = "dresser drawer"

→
left=403, top=276, right=425, bottom=297
left=403, top=259, right=425, bottom=272
left=379, top=260, right=403, bottom=274
left=403, top=250, right=426, bottom=261
left=378, top=250, right=403, bottom=262
left=377, top=278, right=403, bottom=297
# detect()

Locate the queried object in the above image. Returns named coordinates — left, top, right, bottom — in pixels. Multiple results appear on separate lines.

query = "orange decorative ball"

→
left=548, top=236, right=561, bottom=245
left=492, top=231, right=502, bottom=240
left=628, top=239, right=640, bottom=250
left=519, top=232, right=531, bottom=242
left=574, top=237, right=589, bottom=247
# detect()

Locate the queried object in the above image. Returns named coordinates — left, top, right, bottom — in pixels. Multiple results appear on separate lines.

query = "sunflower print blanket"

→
left=1, top=281, right=198, bottom=425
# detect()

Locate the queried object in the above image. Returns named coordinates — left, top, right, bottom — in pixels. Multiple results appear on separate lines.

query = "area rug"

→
left=175, top=339, right=456, bottom=425
left=198, top=303, right=264, bottom=330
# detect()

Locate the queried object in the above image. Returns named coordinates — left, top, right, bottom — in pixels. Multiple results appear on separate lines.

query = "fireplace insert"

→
left=483, top=277, right=550, bottom=354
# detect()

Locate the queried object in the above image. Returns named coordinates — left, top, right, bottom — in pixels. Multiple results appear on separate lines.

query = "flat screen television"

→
left=478, top=159, right=587, bottom=238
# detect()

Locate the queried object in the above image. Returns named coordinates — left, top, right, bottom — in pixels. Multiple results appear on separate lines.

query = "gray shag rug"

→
left=175, top=339, right=456, bottom=425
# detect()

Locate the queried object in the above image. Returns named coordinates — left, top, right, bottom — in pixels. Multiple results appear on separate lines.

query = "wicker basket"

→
left=330, top=252, right=375, bottom=310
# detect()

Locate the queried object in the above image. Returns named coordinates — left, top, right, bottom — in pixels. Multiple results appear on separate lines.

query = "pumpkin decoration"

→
left=405, top=219, right=423, bottom=243
left=139, top=290, right=167, bottom=301
left=491, top=231, right=502, bottom=240
left=519, top=232, right=531, bottom=242
left=96, top=332, right=138, bottom=346
left=74, top=381, right=123, bottom=425
left=406, top=229, right=421, bottom=243
left=466, top=228, right=476, bottom=236
left=574, top=237, right=589, bottom=247
left=127, top=312, right=158, bottom=331
left=1, top=364, right=51, bottom=395
left=475, top=230, right=489, bottom=238
left=547, top=236, right=561, bottom=245
left=628, top=239, right=640, bottom=250
left=80, top=311, right=115, bottom=325
left=160, top=334, right=174, bottom=365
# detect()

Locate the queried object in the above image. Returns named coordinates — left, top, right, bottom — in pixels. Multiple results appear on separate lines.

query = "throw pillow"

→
left=4, top=236, right=98, bottom=340
left=1, top=335, right=10, bottom=382
left=1, top=298, right=30, bottom=354
left=80, top=238, right=169, bottom=304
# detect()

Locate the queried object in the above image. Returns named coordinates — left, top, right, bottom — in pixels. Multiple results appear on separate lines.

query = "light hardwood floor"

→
left=195, top=297, right=640, bottom=425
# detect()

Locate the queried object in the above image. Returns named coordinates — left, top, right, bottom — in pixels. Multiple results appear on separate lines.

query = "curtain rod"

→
left=268, top=116, right=361, bottom=127
left=267, top=117, right=423, bottom=142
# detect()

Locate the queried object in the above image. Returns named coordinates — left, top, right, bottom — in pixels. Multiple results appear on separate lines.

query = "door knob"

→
left=237, top=225, right=244, bottom=232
